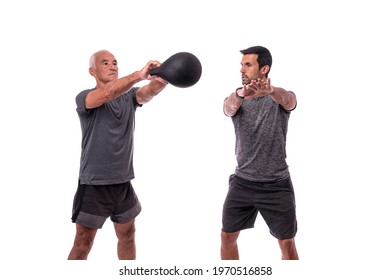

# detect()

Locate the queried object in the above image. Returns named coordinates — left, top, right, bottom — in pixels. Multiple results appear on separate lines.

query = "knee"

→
left=279, top=238, right=295, bottom=249
left=221, top=231, right=239, bottom=246
left=117, top=223, right=136, bottom=244
left=278, top=238, right=298, bottom=259
left=74, top=232, right=95, bottom=252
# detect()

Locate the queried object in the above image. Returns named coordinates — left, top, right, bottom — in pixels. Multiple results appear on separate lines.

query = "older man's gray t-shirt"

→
left=76, top=87, right=141, bottom=185
left=231, top=94, right=294, bottom=182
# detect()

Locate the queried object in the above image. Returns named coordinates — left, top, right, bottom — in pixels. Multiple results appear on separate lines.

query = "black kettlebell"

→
left=149, top=52, right=202, bottom=88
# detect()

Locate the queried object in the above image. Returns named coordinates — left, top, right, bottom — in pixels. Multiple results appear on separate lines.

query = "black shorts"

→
left=222, top=174, right=297, bottom=240
left=71, top=181, right=141, bottom=229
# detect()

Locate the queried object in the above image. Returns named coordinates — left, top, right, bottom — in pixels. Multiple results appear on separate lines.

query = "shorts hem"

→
left=112, top=202, right=142, bottom=224
left=73, top=211, right=106, bottom=229
left=221, top=225, right=254, bottom=233
left=271, top=232, right=297, bottom=240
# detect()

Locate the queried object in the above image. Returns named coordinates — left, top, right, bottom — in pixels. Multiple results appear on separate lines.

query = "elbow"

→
left=277, top=91, right=296, bottom=111
left=223, top=106, right=236, bottom=117
left=105, top=88, right=116, bottom=101
left=285, top=95, right=297, bottom=111
left=224, top=110, right=234, bottom=117
left=287, top=101, right=297, bottom=111
left=282, top=98, right=297, bottom=111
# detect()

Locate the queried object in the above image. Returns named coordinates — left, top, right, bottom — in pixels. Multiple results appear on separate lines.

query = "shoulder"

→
left=76, top=88, right=94, bottom=103
left=76, top=88, right=94, bottom=114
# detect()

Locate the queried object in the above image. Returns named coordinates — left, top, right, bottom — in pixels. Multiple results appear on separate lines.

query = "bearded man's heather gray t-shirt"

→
left=231, top=93, right=295, bottom=182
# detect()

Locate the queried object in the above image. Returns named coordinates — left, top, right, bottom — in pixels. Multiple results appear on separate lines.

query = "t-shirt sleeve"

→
left=75, top=89, right=93, bottom=114
left=128, top=87, right=142, bottom=108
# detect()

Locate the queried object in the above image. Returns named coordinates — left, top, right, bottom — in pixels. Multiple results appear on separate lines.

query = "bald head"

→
left=89, top=50, right=113, bottom=69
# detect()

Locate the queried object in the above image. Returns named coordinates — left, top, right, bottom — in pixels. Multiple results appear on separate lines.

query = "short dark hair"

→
left=240, top=46, right=272, bottom=76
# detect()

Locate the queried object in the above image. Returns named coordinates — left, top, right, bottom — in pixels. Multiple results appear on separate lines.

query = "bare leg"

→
left=68, top=224, right=98, bottom=260
left=278, top=238, right=299, bottom=260
left=114, top=218, right=136, bottom=260
left=220, top=231, right=240, bottom=260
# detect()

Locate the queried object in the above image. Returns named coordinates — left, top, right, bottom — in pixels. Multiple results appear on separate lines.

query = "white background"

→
left=1, top=0, right=389, bottom=279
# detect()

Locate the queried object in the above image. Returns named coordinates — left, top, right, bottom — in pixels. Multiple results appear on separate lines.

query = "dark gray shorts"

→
left=71, top=181, right=141, bottom=229
left=222, top=174, right=297, bottom=240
